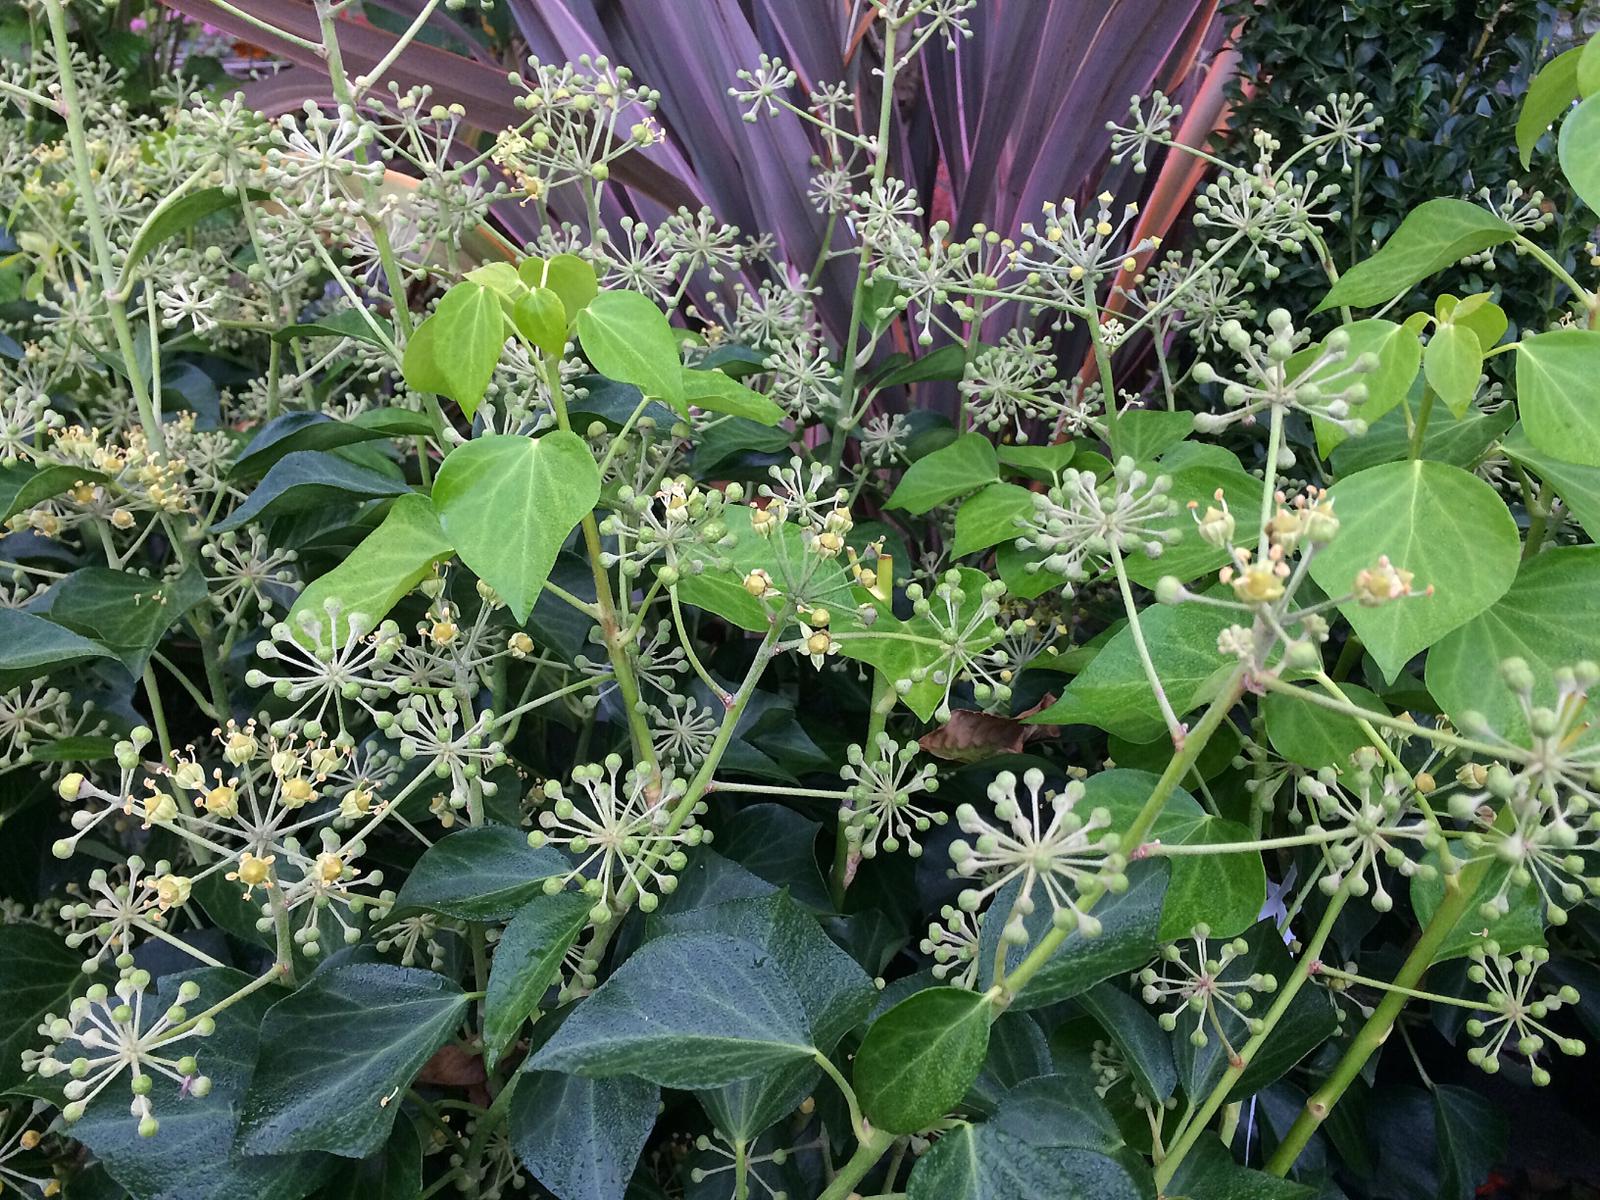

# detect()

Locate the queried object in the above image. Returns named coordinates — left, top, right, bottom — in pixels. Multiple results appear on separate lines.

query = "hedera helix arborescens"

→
left=1, top=0, right=1599, bottom=1196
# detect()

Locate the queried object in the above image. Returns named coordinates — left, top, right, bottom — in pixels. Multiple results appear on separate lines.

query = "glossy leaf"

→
left=681, top=366, right=785, bottom=425
left=1517, top=46, right=1583, bottom=166
left=23, top=967, right=331, bottom=1200
left=402, top=281, right=507, bottom=418
left=0, top=463, right=106, bottom=523
left=123, top=186, right=266, bottom=280
left=576, top=291, right=684, bottom=411
left=978, top=863, right=1168, bottom=1010
left=214, top=450, right=411, bottom=533
left=286, top=493, right=454, bottom=649
left=483, top=892, right=593, bottom=1069
left=1427, top=546, right=1600, bottom=739
left=1516, top=328, right=1600, bottom=467
left=1028, top=598, right=1235, bottom=740
left=952, top=482, right=1035, bottom=557
left=0, top=923, right=80, bottom=1094
left=393, top=824, right=572, bottom=921
left=1424, top=323, right=1482, bottom=419
left=272, top=307, right=393, bottom=349
left=231, top=409, right=432, bottom=480
left=1078, top=984, right=1178, bottom=1103
left=1308, top=460, right=1520, bottom=680
left=520, top=254, right=599, bottom=322
left=45, top=565, right=209, bottom=675
left=906, top=1126, right=1146, bottom=1200
left=432, top=431, right=601, bottom=623
left=239, top=963, right=468, bottom=1158
left=888, top=434, right=1000, bottom=514
left=0, top=607, right=117, bottom=690
left=1501, top=428, right=1600, bottom=542
left=1560, top=92, right=1600, bottom=213
left=1308, top=319, right=1423, bottom=456
left=854, top=987, right=992, bottom=1134
left=509, top=1070, right=659, bottom=1200
left=1262, top=682, right=1386, bottom=769
left=527, top=933, right=816, bottom=1088
left=1316, top=200, right=1515, bottom=312
left=512, top=287, right=569, bottom=358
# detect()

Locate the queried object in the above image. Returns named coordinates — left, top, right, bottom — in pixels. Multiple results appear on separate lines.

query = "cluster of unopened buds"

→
left=1463, top=944, right=1585, bottom=1084
left=839, top=735, right=944, bottom=858
left=1447, top=658, right=1600, bottom=924
left=1136, top=926, right=1278, bottom=1051
left=950, top=768, right=1125, bottom=938
left=24, top=972, right=211, bottom=1137
left=1015, top=458, right=1178, bottom=590
left=1192, top=310, right=1378, bottom=433
left=529, top=756, right=703, bottom=921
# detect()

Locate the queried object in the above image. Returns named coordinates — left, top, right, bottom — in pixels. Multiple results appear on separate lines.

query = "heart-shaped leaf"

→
left=432, top=431, right=601, bottom=623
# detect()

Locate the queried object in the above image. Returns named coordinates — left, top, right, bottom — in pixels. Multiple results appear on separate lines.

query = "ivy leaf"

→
left=432, top=431, right=601, bottom=623
left=322, top=1116, right=422, bottom=1200
left=0, top=923, right=80, bottom=1093
left=45, top=565, right=209, bottom=675
left=122, top=187, right=266, bottom=281
left=854, top=987, right=992, bottom=1134
left=1560, top=92, right=1600, bottom=214
left=1166, top=1135, right=1315, bottom=1199
left=1434, top=1084, right=1509, bottom=1199
left=1315, top=200, right=1515, bottom=312
left=402, top=281, right=507, bottom=419
left=1427, top=546, right=1600, bottom=741
left=1078, top=984, right=1178, bottom=1103
left=1424, top=323, right=1483, bottom=420
left=1109, top=409, right=1193, bottom=461
left=681, top=367, right=785, bottom=425
left=239, top=963, right=468, bottom=1158
left=952, top=483, right=1035, bottom=557
left=508, top=1071, right=659, bottom=1200
left=1304, top=319, right=1422, bottom=457
left=527, top=933, right=816, bottom=1089
left=214, top=451, right=411, bottom=533
left=18, top=967, right=333, bottom=1200
left=1516, top=329, right=1600, bottom=467
left=998, top=441, right=1075, bottom=479
left=1122, top=445, right=1259, bottom=587
left=906, top=1127, right=1146, bottom=1200
left=272, top=307, right=394, bottom=349
left=520, top=254, right=599, bottom=323
left=576, top=291, right=684, bottom=412
left=652, top=892, right=875, bottom=1141
left=1308, top=460, right=1520, bottom=681
left=231, top=410, right=432, bottom=480
left=978, top=863, right=1168, bottom=1010
left=512, top=287, right=569, bottom=359
left=286, top=493, right=453, bottom=649
left=1262, top=682, right=1387, bottom=768
left=888, top=434, right=999, bottom=515
left=483, top=892, right=593, bottom=1069
left=1027, top=599, right=1236, bottom=740
left=1085, top=769, right=1265, bottom=939
left=392, top=824, right=572, bottom=921
left=1517, top=45, right=1584, bottom=166
left=1501, top=428, right=1600, bottom=542
left=0, top=607, right=117, bottom=690
left=0, top=462, right=106, bottom=523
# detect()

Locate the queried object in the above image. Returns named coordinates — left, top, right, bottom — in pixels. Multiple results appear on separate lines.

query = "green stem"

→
left=827, top=19, right=899, bottom=473
left=1155, top=880, right=1354, bottom=1186
left=995, top=669, right=1247, bottom=1004
left=1265, top=858, right=1490, bottom=1176
left=42, top=0, right=164, bottom=453
left=818, top=1128, right=896, bottom=1200
left=541, top=354, right=659, bottom=775
left=1522, top=479, right=1554, bottom=560
left=141, top=666, right=173, bottom=763
left=831, top=669, right=891, bottom=908
left=1110, top=544, right=1182, bottom=745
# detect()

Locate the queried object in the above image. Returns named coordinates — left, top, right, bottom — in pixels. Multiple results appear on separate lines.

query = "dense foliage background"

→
left=0, top=2, right=1599, bottom=1199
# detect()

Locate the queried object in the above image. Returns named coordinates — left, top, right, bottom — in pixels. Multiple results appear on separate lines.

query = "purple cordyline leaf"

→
left=156, top=0, right=700, bottom=212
